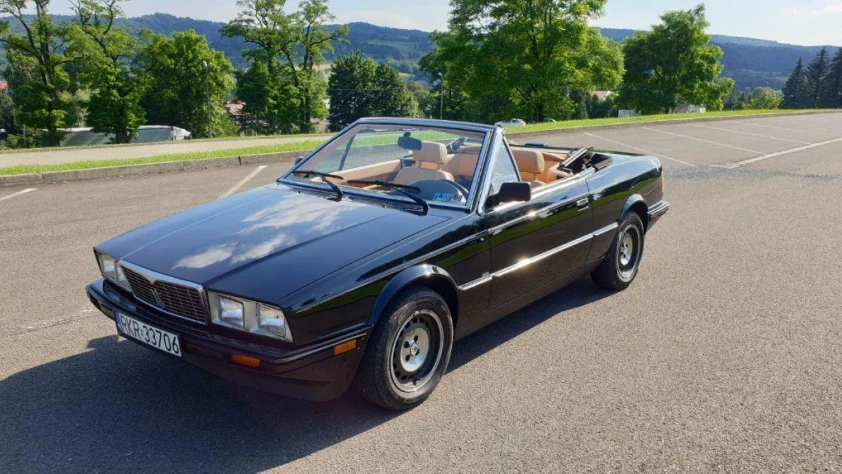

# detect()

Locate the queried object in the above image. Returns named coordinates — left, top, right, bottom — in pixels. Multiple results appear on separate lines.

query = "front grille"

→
left=122, top=266, right=208, bottom=323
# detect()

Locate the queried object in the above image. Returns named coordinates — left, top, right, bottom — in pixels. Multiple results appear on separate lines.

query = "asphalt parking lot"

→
left=2, top=113, right=842, bottom=472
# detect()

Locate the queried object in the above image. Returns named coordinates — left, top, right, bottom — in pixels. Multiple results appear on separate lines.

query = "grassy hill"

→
left=1, top=13, right=836, bottom=89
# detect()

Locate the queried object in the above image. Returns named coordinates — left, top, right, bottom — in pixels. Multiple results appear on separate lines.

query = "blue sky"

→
left=48, top=0, right=842, bottom=46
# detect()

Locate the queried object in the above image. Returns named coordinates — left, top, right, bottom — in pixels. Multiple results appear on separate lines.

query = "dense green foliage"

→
left=327, top=51, right=417, bottom=131
left=725, top=87, right=783, bottom=110
left=136, top=30, right=236, bottom=138
left=222, top=0, right=348, bottom=134
left=620, top=5, right=733, bottom=114
left=67, top=0, right=144, bottom=143
left=420, top=0, right=623, bottom=123
left=0, top=0, right=71, bottom=145
left=782, top=48, right=842, bottom=109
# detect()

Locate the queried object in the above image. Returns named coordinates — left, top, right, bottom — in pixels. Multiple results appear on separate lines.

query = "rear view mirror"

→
left=398, top=133, right=423, bottom=151
left=491, top=182, right=532, bottom=207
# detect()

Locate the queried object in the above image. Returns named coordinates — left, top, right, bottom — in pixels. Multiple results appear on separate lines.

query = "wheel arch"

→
left=368, top=264, right=460, bottom=328
left=622, top=195, right=650, bottom=230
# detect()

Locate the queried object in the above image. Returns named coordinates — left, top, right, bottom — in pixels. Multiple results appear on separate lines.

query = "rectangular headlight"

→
left=258, top=304, right=292, bottom=342
left=209, top=292, right=293, bottom=342
left=217, top=297, right=245, bottom=329
left=96, top=251, right=130, bottom=290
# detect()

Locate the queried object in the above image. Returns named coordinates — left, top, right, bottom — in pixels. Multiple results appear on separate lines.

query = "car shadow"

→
left=0, top=279, right=611, bottom=473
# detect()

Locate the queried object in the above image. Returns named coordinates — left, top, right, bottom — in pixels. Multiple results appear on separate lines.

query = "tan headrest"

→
left=512, top=149, right=545, bottom=174
left=450, top=153, right=479, bottom=177
left=413, top=142, right=449, bottom=165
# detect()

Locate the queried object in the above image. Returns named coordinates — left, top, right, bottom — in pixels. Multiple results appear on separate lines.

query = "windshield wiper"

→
left=347, top=180, right=429, bottom=215
left=290, top=170, right=345, bottom=201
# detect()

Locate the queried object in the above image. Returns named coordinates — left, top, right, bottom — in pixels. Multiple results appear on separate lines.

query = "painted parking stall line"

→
left=736, top=137, right=842, bottom=167
left=218, top=165, right=268, bottom=200
left=0, top=188, right=37, bottom=203
left=642, top=127, right=765, bottom=155
left=584, top=132, right=697, bottom=167
left=689, top=123, right=810, bottom=145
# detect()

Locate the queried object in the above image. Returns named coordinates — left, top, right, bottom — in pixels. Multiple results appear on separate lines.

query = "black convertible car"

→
left=87, top=118, right=668, bottom=410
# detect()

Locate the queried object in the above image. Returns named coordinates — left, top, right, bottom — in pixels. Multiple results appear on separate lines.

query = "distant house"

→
left=58, top=125, right=192, bottom=147
left=591, top=90, right=614, bottom=101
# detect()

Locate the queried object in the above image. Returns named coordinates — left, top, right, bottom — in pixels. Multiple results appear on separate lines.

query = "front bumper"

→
left=86, top=280, right=368, bottom=401
left=648, top=200, right=670, bottom=229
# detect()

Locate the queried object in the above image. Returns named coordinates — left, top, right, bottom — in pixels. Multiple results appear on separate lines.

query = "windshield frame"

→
left=280, top=119, right=496, bottom=212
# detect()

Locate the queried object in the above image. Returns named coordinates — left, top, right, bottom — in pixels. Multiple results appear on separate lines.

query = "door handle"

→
left=576, top=198, right=590, bottom=211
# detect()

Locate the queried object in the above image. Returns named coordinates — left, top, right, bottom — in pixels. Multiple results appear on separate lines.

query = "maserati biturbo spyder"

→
left=87, top=118, right=669, bottom=410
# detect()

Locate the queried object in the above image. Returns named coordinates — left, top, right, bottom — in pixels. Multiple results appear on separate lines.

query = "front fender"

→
left=368, top=264, right=458, bottom=326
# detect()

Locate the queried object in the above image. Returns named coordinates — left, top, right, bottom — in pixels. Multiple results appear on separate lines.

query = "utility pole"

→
left=439, top=72, right=444, bottom=120
left=203, top=60, right=212, bottom=138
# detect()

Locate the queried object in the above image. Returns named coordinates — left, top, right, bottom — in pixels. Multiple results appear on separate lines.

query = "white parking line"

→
left=736, top=137, right=842, bottom=166
left=689, top=124, right=810, bottom=145
left=643, top=127, right=765, bottom=154
left=218, top=166, right=268, bottom=200
left=739, top=122, right=834, bottom=136
left=0, top=188, right=37, bottom=203
left=584, top=132, right=697, bottom=167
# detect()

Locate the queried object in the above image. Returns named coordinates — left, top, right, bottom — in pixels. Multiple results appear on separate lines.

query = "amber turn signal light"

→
left=333, top=339, right=358, bottom=356
left=231, top=354, right=262, bottom=369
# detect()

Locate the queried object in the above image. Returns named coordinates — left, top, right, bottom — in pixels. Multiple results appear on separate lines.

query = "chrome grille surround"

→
left=119, top=261, right=209, bottom=324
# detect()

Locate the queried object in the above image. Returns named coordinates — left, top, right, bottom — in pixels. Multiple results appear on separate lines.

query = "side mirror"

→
left=294, top=156, right=305, bottom=166
left=491, top=182, right=532, bottom=207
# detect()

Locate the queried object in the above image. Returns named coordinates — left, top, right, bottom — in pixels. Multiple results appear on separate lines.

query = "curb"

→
left=0, top=151, right=305, bottom=189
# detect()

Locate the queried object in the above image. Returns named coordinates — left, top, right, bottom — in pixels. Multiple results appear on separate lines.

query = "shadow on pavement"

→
left=0, top=279, right=611, bottom=473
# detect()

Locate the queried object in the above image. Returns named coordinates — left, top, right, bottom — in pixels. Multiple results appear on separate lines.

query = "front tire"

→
left=592, top=213, right=646, bottom=290
left=354, top=287, right=454, bottom=410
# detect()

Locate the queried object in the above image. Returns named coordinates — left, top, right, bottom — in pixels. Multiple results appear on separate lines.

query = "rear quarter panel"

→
left=585, top=154, right=664, bottom=263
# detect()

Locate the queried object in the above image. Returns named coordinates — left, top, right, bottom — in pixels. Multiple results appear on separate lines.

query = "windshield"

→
left=287, top=124, right=488, bottom=207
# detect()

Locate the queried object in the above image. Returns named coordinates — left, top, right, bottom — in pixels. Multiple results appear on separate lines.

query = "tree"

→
left=737, top=87, right=783, bottom=110
left=805, top=48, right=830, bottom=109
left=67, top=0, right=144, bottom=144
left=223, top=0, right=348, bottom=133
left=0, top=0, right=71, bottom=146
left=620, top=5, right=733, bottom=114
left=327, top=52, right=418, bottom=131
left=819, top=48, right=842, bottom=109
left=782, top=58, right=809, bottom=109
left=422, top=0, right=623, bottom=123
left=136, top=30, right=236, bottom=138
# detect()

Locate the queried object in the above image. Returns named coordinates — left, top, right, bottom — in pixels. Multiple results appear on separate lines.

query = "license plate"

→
left=116, top=312, right=182, bottom=357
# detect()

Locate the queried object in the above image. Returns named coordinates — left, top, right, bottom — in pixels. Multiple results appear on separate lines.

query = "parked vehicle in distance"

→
left=87, top=118, right=669, bottom=410
left=494, top=118, right=527, bottom=128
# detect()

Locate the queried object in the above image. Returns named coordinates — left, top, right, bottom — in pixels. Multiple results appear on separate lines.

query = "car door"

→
left=482, top=139, right=595, bottom=309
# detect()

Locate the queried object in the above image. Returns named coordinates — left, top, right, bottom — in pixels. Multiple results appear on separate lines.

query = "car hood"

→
left=99, top=184, right=449, bottom=303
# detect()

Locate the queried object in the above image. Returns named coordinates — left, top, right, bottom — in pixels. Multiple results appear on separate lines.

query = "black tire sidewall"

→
left=615, top=215, right=645, bottom=284
left=356, top=288, right=454, bottom=410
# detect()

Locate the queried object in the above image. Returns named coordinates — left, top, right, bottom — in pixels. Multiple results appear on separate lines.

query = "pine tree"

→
left=805, top=48, right=830, bottom=108
left=820, top=48, right=842, bottom=109
left=782, top=58, right=808, bottom=109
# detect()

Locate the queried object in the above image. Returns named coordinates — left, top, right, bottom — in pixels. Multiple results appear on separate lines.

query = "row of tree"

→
left=782, top=48, right=842, bottom=109
left=414, top=2, right=733, bottom=124
left=0, top=0, right=350, bottom=147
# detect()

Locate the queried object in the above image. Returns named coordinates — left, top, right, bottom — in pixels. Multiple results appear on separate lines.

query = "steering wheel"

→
left=440, top=180, right=470, bottom=199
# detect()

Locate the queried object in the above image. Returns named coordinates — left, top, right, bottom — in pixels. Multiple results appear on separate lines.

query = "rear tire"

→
left=592, top=213, right=646, bottom=291
left=354, top=287, right=454, bottom=410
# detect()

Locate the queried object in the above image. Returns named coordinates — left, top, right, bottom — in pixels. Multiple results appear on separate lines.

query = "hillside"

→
left=1, top=13, right=836, bottom=89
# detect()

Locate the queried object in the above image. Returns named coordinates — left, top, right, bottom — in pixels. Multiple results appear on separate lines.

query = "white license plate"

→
left=116, top=313, right=182, bottom=357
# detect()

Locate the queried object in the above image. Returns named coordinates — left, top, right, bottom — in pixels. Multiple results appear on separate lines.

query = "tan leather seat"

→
left=394, top=142, right=454, bottom=185
left=511, top=149, right=546, bottom=188
left=445, top=153, right=479, bottom=181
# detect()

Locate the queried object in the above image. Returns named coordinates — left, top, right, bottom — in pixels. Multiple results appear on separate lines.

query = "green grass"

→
left=0, top=141, right=324, bottom=176
left=0, top=109, right=835, bottom=178
left=509, top=109, right=834, bottom=134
